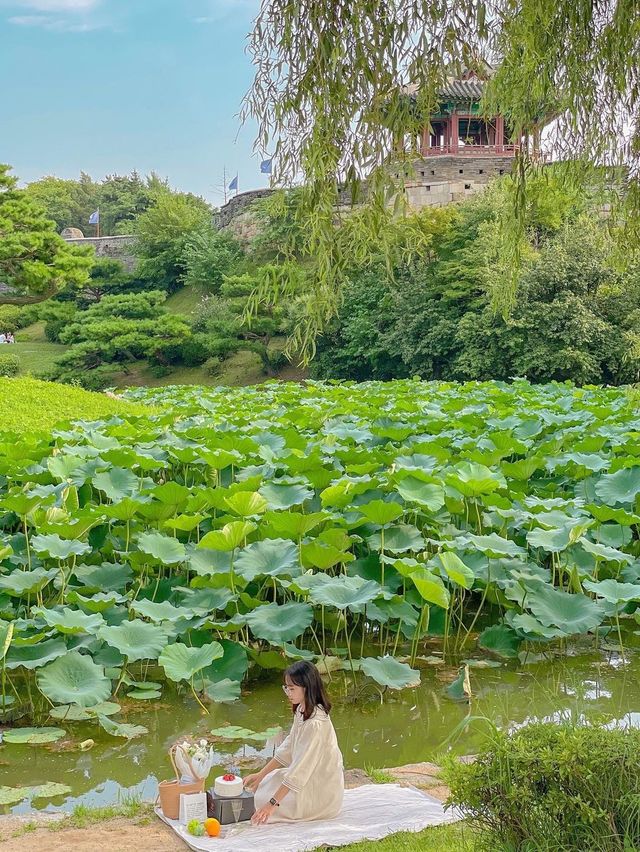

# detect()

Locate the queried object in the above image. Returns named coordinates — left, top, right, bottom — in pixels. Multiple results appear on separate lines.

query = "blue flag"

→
left=88, top=210, right=100, bottom=225
left=228, top=175, right=238, bottom=191
left=260, top=158, right=272, bottom=174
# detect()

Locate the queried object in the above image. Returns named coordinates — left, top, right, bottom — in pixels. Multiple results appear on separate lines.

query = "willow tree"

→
left=242, top=0, right=640, bottom=358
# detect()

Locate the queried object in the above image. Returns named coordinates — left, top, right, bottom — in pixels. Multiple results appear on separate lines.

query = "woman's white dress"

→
left=254, top=705, right=344, bottom=822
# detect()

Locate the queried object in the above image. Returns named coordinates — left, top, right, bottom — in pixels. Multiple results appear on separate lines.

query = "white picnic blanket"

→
left=155, top=783, right=461, bottom=852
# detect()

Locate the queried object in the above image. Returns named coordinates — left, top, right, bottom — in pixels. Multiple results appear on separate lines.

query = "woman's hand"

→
left=243, top=773, right=261, bottom=791
left=251, top=802, right=276, bottom=826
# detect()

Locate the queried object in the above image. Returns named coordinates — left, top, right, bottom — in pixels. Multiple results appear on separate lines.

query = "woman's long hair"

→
left=284, top=661, right=332, bottom=721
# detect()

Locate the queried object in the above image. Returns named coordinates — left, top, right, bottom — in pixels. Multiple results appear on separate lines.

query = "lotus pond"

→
left=2, top=379, right=640, bottom=810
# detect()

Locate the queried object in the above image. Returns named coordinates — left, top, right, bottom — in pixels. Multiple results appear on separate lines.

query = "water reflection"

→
left=6, top=646, right=640, bottom=813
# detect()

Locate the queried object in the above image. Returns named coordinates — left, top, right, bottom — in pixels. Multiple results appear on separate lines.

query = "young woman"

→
left=244, top=660, right=344, bottom=825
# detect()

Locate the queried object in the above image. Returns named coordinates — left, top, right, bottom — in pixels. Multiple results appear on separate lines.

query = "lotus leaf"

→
left=159, top=641, right=224, bottom=681
left=32, top=606, right=104, bottom=635
left=359, top=656, right=420, bottom=690
left=204, top=678, right=241, bottom=702
left=92, top=467, right=140, bottom=501
left=5, top=636, right=67, bottom=670
left=66, top=590, right=125, bottom=613
left=308, top=575, right=381, bottom=609
left=225, top=491, right=268, bottom=517
left=465, top=533, right=525, bottom=558
left=579, top=538, right=634, bottom=564
left=358, top=499, right=404, bottom=526
left=477, top=624, right=521, bottom=658
left=36, top=650, right=112, bottom=707
left=262, top=511, right=327, bottom=539
left=235, top=539, right=299, bottom=580
left=394, top=476, right=445, bottom=512
left=0, top=782, right=71, bottom=805
left=582, top=579, right=640, bottom=603
left=244, top=601, right=313, bottom=643
left=98, top=619, right=168, bottom=662
left=137, top=531, right=186, bottom=564
left=301, top=540, right=354, bottom=570
left=209, top=725, right=282, bottom=742
left=3, top=726, right=66, bottom=744
left=97, top=714, right=148, bottom=739
left=259, top=481, right=314, bottom=509
left=434, top=552, right=475, bottom=589
left=595, top=466, right=640, bottom=505
left=410, top=569, right=450, bottom=609
left=199, top=521, right=257, bottom=551
left=0, top=567, right=57, bottom=598
left=446, top=462, right=506, bottom=496
left=445, top=665, right=472, bottom=701
left=368, top=524, right=425, bottom=553
left=526, top=586, right=603, bottom=634
left=49, top=701, right=121, bottom=721
left=127, top=688, right=162, bottom=699
left=130, top=598, right=185, bottom=622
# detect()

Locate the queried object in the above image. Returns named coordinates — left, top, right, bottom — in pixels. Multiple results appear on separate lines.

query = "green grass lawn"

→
left=164, top=284, right=208, bottom=314
left=11, top=340, right=69, bottom=375
left=0, top=377, right=153, bottom=432
left=338, top=822, right=473, bottom=851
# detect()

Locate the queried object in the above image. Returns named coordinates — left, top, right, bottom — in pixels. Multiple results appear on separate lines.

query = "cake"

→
left=214, top=773, right=244, bottom=797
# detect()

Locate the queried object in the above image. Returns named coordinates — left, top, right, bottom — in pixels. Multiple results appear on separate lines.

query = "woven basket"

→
left=158, top=743, right=205, bottom=820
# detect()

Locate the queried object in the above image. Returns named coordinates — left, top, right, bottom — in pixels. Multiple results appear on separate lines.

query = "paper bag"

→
left=179, top=791, right=207, bottom=824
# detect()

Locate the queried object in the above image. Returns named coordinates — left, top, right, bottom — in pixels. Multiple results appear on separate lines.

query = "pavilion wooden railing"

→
left=419, top=144, right=521, bottom=156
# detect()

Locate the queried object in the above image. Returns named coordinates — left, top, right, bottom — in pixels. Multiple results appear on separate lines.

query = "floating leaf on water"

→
left=97, top=714, right=148, bottom=739
left=0, top=782, right=71, bottom=805
left=3, top=726, right=66, bottom=744
left=49, top=701, right=121, bottom=721
left=127, top=689, right=162, bottom=700
left=209, top=725, right=282, bottom=742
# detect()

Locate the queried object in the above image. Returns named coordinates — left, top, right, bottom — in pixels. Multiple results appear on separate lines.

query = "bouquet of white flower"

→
left=174, top=737, right=216, bottom=783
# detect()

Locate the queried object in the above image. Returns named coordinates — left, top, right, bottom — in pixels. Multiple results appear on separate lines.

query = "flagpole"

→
left=97, top=207, right=100, bottom=239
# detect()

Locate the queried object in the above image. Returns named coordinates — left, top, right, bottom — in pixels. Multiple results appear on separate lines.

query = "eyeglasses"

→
left=282, top=684, right=298, bottom=694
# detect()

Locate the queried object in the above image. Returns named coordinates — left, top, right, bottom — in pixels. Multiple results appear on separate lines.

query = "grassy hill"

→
left=0, top=377, right=153, bottom=433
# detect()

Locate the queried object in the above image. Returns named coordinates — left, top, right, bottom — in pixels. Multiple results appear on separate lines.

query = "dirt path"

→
left=0, top=764, right=450, bottom=851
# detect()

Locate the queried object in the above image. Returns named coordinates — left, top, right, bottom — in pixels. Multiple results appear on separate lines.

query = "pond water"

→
left=5, top=641, right=640, bottom=814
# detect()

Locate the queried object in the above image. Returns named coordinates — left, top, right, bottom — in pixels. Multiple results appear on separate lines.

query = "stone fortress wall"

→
left=61, top=232, right=137, bottom=272
left=216, top=153, right=516, bottom=242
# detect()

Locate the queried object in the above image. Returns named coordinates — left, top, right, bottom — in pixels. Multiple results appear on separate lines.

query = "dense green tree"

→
left=24, top=173, right=97, bottom=233
left=133, top=192, right=212, bottom=292
left=182, top=223, right=243, bottom=292
left=242, top=0, right=639, bottom=356
left=0, top=165, right=93, bottom=301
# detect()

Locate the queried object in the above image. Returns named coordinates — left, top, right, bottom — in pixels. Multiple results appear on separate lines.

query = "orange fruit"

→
left=204, top=818, right=221, bottom=837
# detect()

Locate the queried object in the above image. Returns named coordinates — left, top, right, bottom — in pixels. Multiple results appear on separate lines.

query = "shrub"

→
left=0, top=353, right=20, bottom=377
left=444, top=723, right=640, bottom=851
left=203, top=356, right=222, bottom=376
left=0, top=305, right=39, bottom=334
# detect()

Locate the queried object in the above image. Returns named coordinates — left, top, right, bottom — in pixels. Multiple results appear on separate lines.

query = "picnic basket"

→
left=158, top=742, right=205, bottom=820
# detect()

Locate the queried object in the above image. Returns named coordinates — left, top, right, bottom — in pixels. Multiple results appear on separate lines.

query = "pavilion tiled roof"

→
left=402, top=73, right=487, bottom=102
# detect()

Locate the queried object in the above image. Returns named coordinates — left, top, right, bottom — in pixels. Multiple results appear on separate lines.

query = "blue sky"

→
left=0, top=0, right=269, bottom=205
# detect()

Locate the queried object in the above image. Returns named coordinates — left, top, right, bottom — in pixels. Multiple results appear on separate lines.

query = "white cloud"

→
left=8, top=12, right=97, bottom=29
left=12, top=0, right=100, bottom=10
left=3, top=0, right=106, bottom=31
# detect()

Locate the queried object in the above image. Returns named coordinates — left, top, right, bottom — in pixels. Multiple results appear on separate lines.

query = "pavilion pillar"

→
left=450, top=112, right=459, bottom=154
left=495, top=115, right=504, bottom=153
left=421, top=126, right=430, bottom=156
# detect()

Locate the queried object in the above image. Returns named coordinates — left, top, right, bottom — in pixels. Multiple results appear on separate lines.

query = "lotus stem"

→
left=190, top=677, right=209, bottom=713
